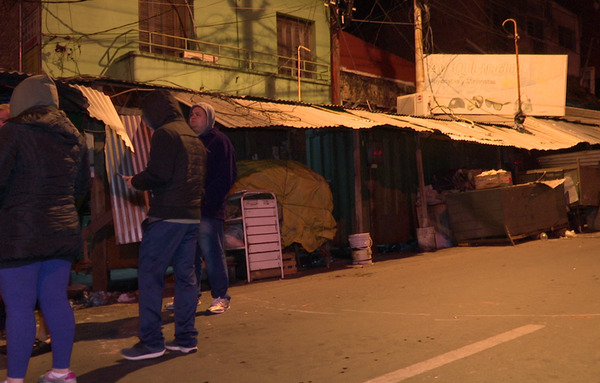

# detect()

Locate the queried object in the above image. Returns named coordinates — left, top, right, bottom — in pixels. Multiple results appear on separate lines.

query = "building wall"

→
left=0, top=1, right=41, bottom=73
left=338, top=30, right=415, bottom=111
left=340, top=71, right=414, bottom=111
left=41, top=2, right=138, bottom=78
left=34, top=0, right=331, bottom=104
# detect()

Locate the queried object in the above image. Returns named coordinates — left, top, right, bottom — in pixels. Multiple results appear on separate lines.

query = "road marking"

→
left=364, top=324, right=545, bottom=383
left=343, top=309, right=431, bottom=316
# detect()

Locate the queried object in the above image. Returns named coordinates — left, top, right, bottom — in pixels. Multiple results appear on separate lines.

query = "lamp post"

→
left=502, top=18, right=525, bottom=131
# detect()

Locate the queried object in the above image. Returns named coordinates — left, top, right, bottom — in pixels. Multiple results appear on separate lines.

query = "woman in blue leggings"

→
left=0, top=74, right=91, bottom=383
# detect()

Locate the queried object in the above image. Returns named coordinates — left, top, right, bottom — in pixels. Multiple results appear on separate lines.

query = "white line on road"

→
left=364, top=324, right=545, bottom=383
left=343, top=309, right=431, bottom=316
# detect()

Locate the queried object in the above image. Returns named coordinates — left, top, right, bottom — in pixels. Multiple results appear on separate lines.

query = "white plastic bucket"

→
left=349, top=233, right=373, bottom=265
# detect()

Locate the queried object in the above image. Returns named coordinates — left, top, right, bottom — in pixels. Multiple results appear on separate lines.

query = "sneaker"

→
left=207, top=297, right=230, bottom=314
left=165, top=339, right=198, bottom=354
left=120, top=342, right=165, bottom=361
left=38, top=370, right=77, bottom=383
left=164, top=298, right=201, bottom=311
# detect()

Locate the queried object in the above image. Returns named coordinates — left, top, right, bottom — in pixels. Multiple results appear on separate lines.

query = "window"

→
left=486, top=6, right=511, bottom=32
left=277, top=14, right=314, bottom=78
left=558, top=26, right=575, bottom=51
left=139, top=0, right=192, bottom=56
left=527, top=19, right=544, bottom=40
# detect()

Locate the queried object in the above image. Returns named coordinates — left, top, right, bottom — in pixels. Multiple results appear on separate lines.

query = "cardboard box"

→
left=474, top=171, right=513, bottom=190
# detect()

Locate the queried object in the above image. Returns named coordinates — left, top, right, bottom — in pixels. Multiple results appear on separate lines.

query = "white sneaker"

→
left=207, top=297, right=230, bottom=314
left=165, top=339, right=198, bottom=354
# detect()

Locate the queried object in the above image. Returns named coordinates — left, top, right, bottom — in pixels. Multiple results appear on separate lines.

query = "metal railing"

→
left=101, top=29, right=330, bottom=82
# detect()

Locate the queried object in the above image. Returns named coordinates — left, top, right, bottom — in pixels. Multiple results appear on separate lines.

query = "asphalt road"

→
left=4, top=232, right=600, bottom=383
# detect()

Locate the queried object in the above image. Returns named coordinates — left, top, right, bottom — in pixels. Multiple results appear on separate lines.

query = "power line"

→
left=352, top=19, right=413, bottom=25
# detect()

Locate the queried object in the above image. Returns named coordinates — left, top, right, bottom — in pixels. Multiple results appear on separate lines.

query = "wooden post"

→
left=353, top=130, right=363, bottom=233
left=414, top=0, right=428, bottom=228
left=90, top=176, right=110, bottom=292
left=416, top=134, right=428, bottom=228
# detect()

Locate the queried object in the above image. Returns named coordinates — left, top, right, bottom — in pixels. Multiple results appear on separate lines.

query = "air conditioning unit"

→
left=180, top=51, right=219, bottom=64
left=396, top=92, right=432, bottom=116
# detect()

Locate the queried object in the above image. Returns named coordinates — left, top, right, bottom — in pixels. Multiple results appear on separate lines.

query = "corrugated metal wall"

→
left=105, top=115, right=152, bottom=244
left=306, top=128, right=417, bottom=247
left=306, top=129, right=355, bottom=246
left=363, top=128, right=415, bottom=246
left=538, top=149, right=600, bottom=168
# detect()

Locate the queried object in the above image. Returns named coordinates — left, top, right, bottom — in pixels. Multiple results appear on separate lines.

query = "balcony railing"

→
left=100, top=29, right=330, bottom=82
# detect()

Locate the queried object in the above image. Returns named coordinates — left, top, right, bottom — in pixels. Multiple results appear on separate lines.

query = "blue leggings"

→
left=0, top=259, right=74, bottom=379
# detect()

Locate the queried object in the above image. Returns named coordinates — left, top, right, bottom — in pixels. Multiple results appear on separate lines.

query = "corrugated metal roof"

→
left=173, top=91, right=383, bottom=129
left=431, top=112, right=600, bottom=150
left=563, top=106, right=600, bottom=125
left=173, top=90, right=600, bottom=151
left=70, top=84, right=134, bottom=151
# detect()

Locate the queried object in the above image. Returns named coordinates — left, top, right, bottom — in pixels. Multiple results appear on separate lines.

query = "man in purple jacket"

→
left=186, top=103, right=237, bottom=314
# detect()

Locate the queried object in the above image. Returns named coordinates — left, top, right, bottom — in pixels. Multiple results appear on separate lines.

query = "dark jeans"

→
left=195, top=216, right=231, bottom=300
left=0, top=259, right=74, bottom=379
left=138, top=220, right=199, bottom=349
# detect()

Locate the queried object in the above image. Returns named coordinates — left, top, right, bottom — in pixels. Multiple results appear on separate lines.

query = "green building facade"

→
left=39, top=1, right=332, bottom=103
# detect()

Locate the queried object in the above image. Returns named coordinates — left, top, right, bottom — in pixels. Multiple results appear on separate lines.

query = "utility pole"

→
left=414, top=0, right=425, bottom=93
left=414, top=0, right=429, bottom=231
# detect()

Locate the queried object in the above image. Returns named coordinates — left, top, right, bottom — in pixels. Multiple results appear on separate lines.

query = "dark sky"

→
left=344, top=0, right=415, bottom=61
left=346, top=0, right=600, bottom=65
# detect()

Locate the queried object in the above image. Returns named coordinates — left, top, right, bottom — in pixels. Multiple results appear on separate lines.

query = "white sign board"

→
left=424, top=54, right=568, bottom=116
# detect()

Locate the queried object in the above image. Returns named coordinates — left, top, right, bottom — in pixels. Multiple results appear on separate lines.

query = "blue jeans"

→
left=195, top=216, right=231, bottom=300
left=0, top=259, right=74, bottom=379
left=138, top=220, right=199, bottom=349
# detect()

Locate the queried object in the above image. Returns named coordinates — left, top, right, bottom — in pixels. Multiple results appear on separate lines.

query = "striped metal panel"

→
left=538, top=150, right=600, bottom=169
left=70, top=84, right=134, bottom=151
left=105, top=115, right=153, bottom=244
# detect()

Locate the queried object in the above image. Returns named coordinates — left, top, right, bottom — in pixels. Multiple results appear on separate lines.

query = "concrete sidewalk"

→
left=5, top=233, right=600, bottom=382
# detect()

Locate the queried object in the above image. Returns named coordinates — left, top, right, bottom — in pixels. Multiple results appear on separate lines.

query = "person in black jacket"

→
left=164, top=103, right=237, bottom=314
left=120, top=90, right=207, bottom=360
left=0, top=74, right=91, bottom=383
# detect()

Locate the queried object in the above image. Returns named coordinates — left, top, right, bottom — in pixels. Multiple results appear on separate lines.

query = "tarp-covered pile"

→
left=230, top=160, right=337, bottom=253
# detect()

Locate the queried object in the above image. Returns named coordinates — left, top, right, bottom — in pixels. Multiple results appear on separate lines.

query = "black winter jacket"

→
left=0, top=105, right=91, bottom=268
left=132, top=90, right=206, bottom=220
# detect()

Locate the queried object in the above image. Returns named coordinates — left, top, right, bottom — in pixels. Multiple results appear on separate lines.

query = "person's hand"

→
left=122, top=176, right=136, bottom=191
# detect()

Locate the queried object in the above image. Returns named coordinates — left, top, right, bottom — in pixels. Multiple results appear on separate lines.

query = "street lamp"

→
left=503, top=18, right=526, bottom=131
